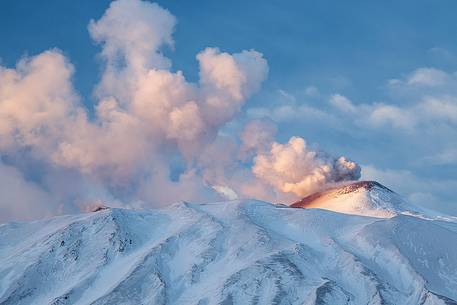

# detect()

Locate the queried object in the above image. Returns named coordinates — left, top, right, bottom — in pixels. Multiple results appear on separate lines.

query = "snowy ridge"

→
left=0, top=186, right=457, bottom=304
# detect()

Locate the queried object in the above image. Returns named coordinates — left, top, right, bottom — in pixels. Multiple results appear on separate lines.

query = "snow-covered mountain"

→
left=1, top=181, right=456, bottom=305
left=290, top=181, right=423, bottom=218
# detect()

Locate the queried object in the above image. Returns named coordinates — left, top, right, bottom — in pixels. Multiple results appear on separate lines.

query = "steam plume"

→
left=252, top=137, right=361, bottom=197
left=0, top=0, right=360, bottom=221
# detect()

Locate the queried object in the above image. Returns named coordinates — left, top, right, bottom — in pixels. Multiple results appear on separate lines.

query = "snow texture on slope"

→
left=0, top=185, right=456, bottom=304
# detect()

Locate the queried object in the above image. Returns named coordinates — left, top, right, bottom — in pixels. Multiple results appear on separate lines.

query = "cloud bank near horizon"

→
left=0, top=0, right=360, bottom=222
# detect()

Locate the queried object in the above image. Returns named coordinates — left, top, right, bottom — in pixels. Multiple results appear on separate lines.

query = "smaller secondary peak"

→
left=290, top=180, right=412, bottom=218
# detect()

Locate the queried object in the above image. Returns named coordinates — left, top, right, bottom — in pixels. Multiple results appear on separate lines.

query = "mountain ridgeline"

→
left=0, top=181, right=456, bottom=305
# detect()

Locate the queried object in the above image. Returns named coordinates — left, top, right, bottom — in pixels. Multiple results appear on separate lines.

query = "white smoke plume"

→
left=0, top=0, right=360, bottom=222
left=252, top=137, right=361, bottom=197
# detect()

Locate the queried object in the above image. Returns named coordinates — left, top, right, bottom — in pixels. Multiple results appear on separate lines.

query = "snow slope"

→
left=290, top=181, right=427, bottom=218
left=0, top=182, right=456, bottom=305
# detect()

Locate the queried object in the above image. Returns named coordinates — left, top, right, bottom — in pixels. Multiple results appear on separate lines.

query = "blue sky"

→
left=3, top=1, right=457, bottom=99
left=0, top=0, right=456, bottom=219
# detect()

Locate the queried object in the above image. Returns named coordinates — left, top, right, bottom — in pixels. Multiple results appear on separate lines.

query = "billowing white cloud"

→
left=198, top=48, right=268, bottom=127
left=89, top=0, right=175, bottom=101
left=0, top=0, right=362, bottom=222
left=0, top=50, right=79, bottom=154
left=252, top=137, right=360, bottom=197
left=1, top=0, right=268, bottom=176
